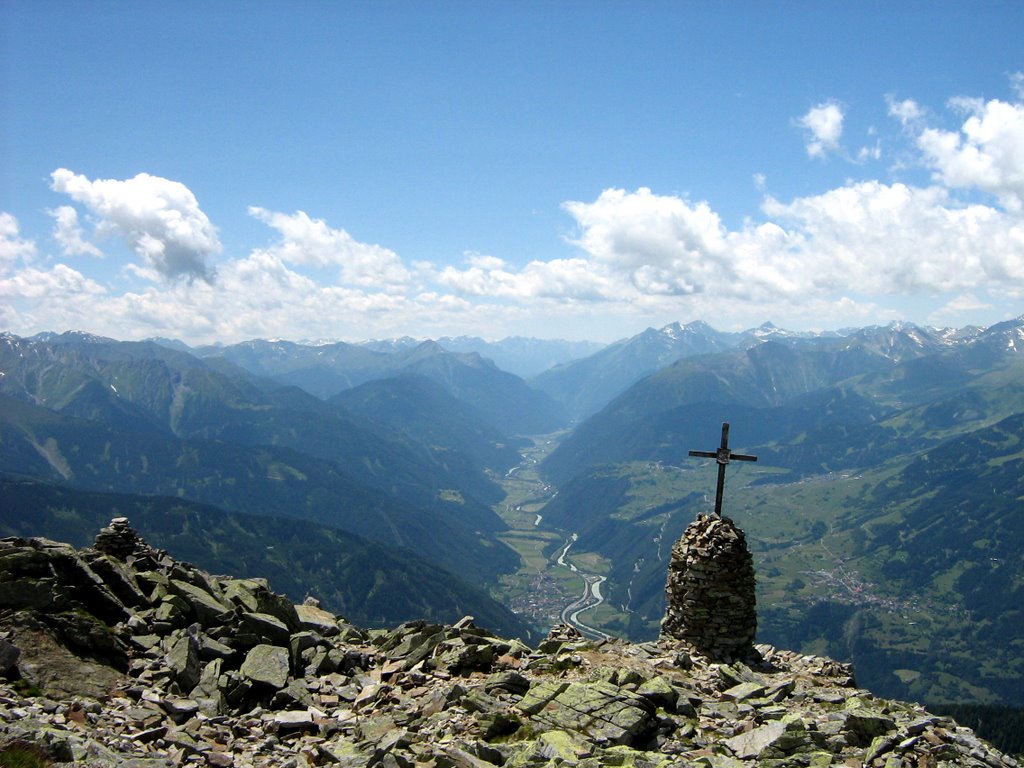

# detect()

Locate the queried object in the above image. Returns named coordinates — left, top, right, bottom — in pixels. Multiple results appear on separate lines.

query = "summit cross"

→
left=688, top=422, right=758, bottom=517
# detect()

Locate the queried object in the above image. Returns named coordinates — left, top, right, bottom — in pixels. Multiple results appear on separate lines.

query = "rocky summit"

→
left=0, top=520, right=1019, bottom=768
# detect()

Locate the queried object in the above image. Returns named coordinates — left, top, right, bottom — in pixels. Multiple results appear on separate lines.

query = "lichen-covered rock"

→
left=166, top=579, right=233, bottom=626
left=0, top=522, right=1018, bottom=768
left=295, top=602, right=341, bottom=636
left=519, top=679, right=655, bottom=746
left=239, top=643, right=290, bottom=689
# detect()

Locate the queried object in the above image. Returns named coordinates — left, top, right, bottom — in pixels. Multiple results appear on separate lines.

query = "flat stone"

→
left=295, top=603, right=340, bottom=636
left=269, top=709, right=316, bottom=732
left=724, top=721, right=787, bottom=759
left=721, top=681, right=766, bottom=702
left=240, top=644, right=290, bottom=689
left=168, top=579, right=233, bottom=626
left=238, top=612, right=291, bottom=645
left=521, top=680, right=654, bottom=746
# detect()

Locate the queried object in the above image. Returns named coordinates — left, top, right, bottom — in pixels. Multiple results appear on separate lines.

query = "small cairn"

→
left=661, top=513, right=757, bottom=661
left=92, top=517, right=153, bottom=561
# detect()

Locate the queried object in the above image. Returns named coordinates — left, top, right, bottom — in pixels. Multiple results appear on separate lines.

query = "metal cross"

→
left=688, top=422, right=758, bottom=517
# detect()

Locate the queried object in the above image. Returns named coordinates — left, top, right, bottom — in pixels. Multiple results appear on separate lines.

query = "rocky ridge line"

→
left=0, top=519, right=1018, bottom=767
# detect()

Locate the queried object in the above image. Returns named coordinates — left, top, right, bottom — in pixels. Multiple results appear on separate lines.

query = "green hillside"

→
left=0, top=393, right=515, bottom=584
left=530, top=323, right=1024, bottom=707
left=0, top=476, right=533, bottom=640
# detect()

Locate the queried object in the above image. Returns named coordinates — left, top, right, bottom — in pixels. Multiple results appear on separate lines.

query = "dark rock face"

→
left=0, top=520, right=1018, bottom=768
left=661, top=514, right=758, bottom=661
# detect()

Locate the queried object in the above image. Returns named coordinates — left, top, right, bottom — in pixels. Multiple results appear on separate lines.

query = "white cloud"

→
left=0, top=263, right=105, bottom=300
left=916, top=96, right=1024, bottom=211
left=8, top=81, right=1024, bottom=344
left=437, top=256, right=616, bottom=302
left=49, top=205, right=102, bottom=257
left=1012, top=72, right=1024, bottom=101
left=797, top=102, right=844, bottom=158
left=563, top=187, right=730, bottom=295
left=50, top=169, right=220, bottom=281
left=431, top=179, right=1024, bottom=325
left=0, top=212, right=38, bottom=268
left=939, top=293, right=991, bottom=314
left=887, top=96, right=924, bottom=127
left=248, top=207, right=411, bottom=290
left=760, top=182, right=1024, bottom=294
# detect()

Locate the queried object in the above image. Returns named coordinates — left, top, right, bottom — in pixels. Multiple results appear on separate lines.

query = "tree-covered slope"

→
left=0, top=332, right=508, bottom=512
left=0, top=476, right=533, bottom=640
left=330, top=374, right=524, bottom=476
left=199, top=337, right=566, bottom=436
left=0, top=393, right=517, bottom=584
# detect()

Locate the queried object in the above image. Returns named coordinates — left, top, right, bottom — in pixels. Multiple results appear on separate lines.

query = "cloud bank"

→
left=4, top=81, right=1024, bottom=343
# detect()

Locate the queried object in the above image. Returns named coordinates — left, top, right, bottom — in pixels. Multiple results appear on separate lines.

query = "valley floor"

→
left=492, top=433, right=618, bottom=640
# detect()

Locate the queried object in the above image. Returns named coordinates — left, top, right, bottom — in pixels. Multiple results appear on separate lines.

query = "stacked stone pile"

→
left=93, top=517, right=158, bottom=561
left=661, top=514, right=758, bottom=662
left=0, top=521, right=1018, bottom=767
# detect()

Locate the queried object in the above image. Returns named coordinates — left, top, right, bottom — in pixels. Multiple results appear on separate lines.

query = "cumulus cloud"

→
left=432, top=179, right=1024, bottom=325
left=437, top=255, right=615, bottom=301
left=939, top=293, right=991, bottom=314
left=915, top=95, right=1024, bottom=212
left=564, top=187, right=730, bottom=295
left=760, top=182, right=1024, bottom=293
left=248, top=207, right=410, bottom=289
left=798, top=102, right=844, bottom=158
left=0, top=263, right=105, bottom=300
left=50, top=169, right=220, bottom=281
left=0, top=213, right=38, bottom=268
left=49, top=205, right=103, bottom=257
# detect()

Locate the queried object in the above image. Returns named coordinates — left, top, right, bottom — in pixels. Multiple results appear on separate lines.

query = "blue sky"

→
left=2, top=2, right=1024, bottom=344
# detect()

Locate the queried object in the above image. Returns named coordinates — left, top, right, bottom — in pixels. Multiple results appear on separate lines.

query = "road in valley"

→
left=498, top=435, right=614, bottom=641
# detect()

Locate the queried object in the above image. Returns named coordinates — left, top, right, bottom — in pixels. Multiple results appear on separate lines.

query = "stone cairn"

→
left=661, top=513, right=757, bottom=662
left=92, top=516, right=157, bottom=561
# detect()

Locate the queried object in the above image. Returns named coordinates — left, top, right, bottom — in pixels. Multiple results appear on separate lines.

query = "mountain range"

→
left=0, top=330, right=546, bottom=635
left=4, top=316, right=1024, bottom=711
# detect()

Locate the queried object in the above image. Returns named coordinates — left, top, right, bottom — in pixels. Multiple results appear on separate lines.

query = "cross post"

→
left=688, top=422, right=758, bottom=517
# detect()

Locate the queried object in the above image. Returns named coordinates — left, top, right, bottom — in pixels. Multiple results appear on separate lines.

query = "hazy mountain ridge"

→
left=542, top=319, right=1022, bottom=483
left=193, top=337, right=566, bottom=435
left=530, top=319, right=984, bottom=423
left=531, top=320, right=739, bottom=421
left=432, top=335, right=606, bottom=378
left=330, top=374, right=525, bottom=476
